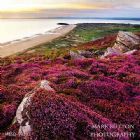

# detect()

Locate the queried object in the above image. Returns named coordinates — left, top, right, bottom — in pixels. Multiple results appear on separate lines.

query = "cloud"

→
left=1, top=0, right=140, bottom=11
left=0, top=0, right=139, bottom=18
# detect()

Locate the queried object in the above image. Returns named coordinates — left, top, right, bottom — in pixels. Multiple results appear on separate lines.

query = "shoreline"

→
left=0, top=26, right=63, bottom=46
left=0, top=24, right=76, bottom=58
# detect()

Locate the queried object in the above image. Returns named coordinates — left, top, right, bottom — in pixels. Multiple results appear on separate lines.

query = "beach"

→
left=0, top=24, right=76, bottom=57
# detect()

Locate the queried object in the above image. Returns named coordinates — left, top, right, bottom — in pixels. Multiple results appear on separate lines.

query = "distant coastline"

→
left=0, top=24, right=76, bottom=57
left=0, top=18, right=140, bottom=43
left=0, top=17, right=140, bottom=21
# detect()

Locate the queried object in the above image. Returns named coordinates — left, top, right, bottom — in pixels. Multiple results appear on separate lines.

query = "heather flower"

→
left=72, top=59, right=94, bottom=69
left=27, top=89, right=127, bottom=139
left=78, top=79, right=129, bottom=101
left=1, top=45, right=140, bottom=139
left=0, top=104, right=17, bottom=130
left=89, top=61, right=108, bottom=75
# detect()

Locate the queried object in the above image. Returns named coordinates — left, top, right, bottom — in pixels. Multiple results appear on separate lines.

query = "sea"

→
left=0, top=18, right=140, bottom=44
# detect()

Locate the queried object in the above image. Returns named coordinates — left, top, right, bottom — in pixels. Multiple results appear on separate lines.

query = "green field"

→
left=17, top=23, right=140, bottom=58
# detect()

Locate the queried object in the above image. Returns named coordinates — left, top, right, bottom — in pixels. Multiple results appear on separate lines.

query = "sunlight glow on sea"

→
left=0, top=18, right=140, bottom=43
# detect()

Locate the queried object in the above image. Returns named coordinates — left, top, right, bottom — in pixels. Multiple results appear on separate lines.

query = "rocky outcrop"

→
left=101, top=31, right=140, bottom=58
left=40, top=80, right=55, bottom=92
left=78, top=50, right=94, bottom=58
left=113, top=42, right=129, bottom=52
left=15, top=80, right=55, bottom=137
left=124, top=49, right=137, bottom=55
left=70, top=50, right=85, bottom=60
left=100, top=47, right=122, bottom=58
left=70, top=50, right=95, bottom=59
left=115, top=31, right=140, bottom=49
left=16, top=92, right=33, bottom=137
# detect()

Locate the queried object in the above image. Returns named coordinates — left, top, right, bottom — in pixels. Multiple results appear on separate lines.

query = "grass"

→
left=73, top=24, right=140, bottom=42
left=17, top=23, right=140, bottom=58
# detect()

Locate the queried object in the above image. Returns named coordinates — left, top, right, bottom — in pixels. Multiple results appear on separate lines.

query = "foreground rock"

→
left=16, top=92, right=33, bottom=137
left=15, top=80, right=55, bottom=137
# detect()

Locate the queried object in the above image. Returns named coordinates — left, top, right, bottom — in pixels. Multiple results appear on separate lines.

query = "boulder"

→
left=124, top=49, right=137, bottom=55
left=70, top=51, right=85, bottom=60
left=40, top=80, right=55, bottom=92
left=101, top=31, right=140, bottom=58
left=115, top=31, right=140, bottom=50
left=113, top=42, right=128, bottom=52
left=16, top=90, right=35, bottom=137
left=101, top=47, right=122, bottom=58
left=78, top=50, right=94, bottom=58
left=15, top=80, right=55, bottom=137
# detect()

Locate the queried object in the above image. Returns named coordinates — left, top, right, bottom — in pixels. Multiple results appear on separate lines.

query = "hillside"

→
left=0, top=23, right=140, bottom=139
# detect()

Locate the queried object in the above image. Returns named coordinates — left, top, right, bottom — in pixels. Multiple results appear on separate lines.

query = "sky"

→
left=0, top=0, right=140, bottom=18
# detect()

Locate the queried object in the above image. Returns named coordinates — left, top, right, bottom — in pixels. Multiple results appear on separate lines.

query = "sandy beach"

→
left=0, top=24, right=76, bottom=57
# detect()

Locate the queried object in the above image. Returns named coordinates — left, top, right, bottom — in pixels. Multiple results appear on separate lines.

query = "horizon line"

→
left=0, top=17, right=140, bottom=20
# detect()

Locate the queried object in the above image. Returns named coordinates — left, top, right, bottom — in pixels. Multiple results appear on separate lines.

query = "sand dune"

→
left=0, top=25, right=76, bottom=57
